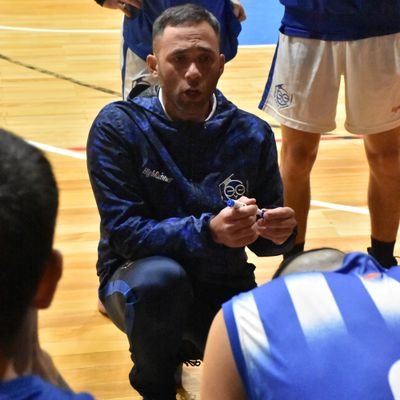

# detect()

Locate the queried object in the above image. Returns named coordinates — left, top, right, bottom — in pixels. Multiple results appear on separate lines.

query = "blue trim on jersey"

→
left=250, top=276, right=310, bottom=398
left=388, top=266, right=400, bottom=281
left=222, top=301, right=250, bottom=393
left=279, top=1, right=400, bottom=41
left=258, top=40, right=279, bottom=109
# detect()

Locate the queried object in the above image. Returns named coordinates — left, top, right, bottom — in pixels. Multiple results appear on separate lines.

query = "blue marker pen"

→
left=226, top=199, right=264, bottom=218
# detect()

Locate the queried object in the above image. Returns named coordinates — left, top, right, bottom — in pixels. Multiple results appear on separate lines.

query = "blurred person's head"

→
left=0, top=129, right=61, bottom=358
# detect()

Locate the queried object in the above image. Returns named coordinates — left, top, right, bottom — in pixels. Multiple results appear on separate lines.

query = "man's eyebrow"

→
left=170, top=46, right=214, bottom=55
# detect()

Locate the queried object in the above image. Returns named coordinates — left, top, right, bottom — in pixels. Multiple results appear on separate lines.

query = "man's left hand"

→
left=256, top=207, right=297, bottom=245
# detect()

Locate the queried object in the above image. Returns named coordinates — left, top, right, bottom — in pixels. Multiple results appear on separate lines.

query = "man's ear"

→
left=32, top=249, right=63, bottom=310
left=146, top=54, right=159, bottom=78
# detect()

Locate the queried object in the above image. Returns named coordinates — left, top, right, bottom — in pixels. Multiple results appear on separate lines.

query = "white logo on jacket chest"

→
left=142, top=168, right=173, bottom=183
left=219, top=174, right=248, bottom=200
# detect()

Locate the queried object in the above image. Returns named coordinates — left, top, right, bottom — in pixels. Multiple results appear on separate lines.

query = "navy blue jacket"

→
left=87, top=87, right=294, bottom=288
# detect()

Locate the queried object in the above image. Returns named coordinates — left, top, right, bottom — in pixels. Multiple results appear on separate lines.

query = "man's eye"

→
left=175, top=55, right=185, bottom=63
left=199, top=55, right=211, bottom=63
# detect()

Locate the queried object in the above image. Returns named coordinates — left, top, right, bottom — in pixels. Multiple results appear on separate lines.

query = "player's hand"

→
left=231, top=0, right=246, bottom=22
left=256, top=207, right=297, bottom=245
left=209, top=198, right=259, bottom=248
left=102, top=0, right=142, bottom=17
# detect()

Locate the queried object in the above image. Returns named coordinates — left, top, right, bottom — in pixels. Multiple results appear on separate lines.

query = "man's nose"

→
left=185, top=62, right=201, bottom=80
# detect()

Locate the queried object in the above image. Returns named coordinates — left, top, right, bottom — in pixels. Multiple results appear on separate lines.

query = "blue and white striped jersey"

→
left=0, top=375, right=93, bottom=400
left=224, top=252, right=400, bottom=399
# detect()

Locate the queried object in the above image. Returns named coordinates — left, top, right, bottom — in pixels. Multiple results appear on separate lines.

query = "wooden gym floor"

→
left=0, top=1, right=398, bottom=398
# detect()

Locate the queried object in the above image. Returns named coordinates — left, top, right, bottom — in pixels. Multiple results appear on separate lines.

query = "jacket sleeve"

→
left=87, top=104, right=216, bottom=262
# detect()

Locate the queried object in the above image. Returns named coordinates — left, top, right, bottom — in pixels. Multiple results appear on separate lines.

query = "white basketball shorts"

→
left=259, top=32, right=400, bottom=134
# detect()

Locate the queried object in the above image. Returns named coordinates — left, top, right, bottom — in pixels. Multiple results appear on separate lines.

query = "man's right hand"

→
left=209, top=198, right=259, bottom=248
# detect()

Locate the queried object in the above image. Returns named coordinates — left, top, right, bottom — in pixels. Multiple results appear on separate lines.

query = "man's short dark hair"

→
left=0, top=129, right=58, bottom=353
left=152, top=3, right=221, bottom=46
left=273, top=248, right=346, bottom=278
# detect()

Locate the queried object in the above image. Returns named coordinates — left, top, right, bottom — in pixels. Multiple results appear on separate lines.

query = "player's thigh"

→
left=261, top=34, right=342, bottom=133
left=344, top=33, right=400, bottom=134
left=281, top=125, right=321, bottom=164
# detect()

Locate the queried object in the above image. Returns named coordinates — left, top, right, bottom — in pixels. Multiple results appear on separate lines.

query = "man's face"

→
left=147, top=21, right=225, bottom=122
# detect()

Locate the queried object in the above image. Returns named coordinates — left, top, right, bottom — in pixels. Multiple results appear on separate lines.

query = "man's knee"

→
left=367, top=148, right=399, bottom=182
left=132, top=256, right=191, bottom=296
left=364, top=129, right=400, bottom=178
left=101, top=257, right=192, bottom=330
left=281, top=129, right=320, bottom=175
left=281, top=145, right=319, bottom=178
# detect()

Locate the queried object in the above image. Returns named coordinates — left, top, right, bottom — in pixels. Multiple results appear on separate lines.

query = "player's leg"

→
left=280, top=127, right=321, bottom=254
left=121, top=38, right=157, bottom=100
left=363, top=128, right=400, bottom=266
left=100, top=256, right=193, bottom=399
left=259, top=35, right=341, bottom=258
left=344, top=33, right=400, bottom=266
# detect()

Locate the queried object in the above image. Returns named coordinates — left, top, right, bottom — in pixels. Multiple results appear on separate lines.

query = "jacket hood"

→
left=127, top=85, right=239, bottom=133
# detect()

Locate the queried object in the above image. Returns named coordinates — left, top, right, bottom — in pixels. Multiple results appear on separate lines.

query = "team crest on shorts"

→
left=274, top=84, right=293, bottom=109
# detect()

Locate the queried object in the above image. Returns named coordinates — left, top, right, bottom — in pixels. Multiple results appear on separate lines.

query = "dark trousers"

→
left=99, top=256, right=256, bottom=399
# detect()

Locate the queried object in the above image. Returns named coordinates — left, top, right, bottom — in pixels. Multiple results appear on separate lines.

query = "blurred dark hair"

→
left=273, top=248, right=346, bottom=278
left=0, top=129, right=58, bottom=354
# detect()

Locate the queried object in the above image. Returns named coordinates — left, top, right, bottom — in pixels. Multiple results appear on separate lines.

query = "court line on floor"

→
left=26, top=139, right=368, bottom=215
left=311, top=200, right=368, bottom=215
left=28, top=140, right=87, bottom=160
left=0, top=25, right=119, bottom=33
left=2, top=24, right=369, bottom=216
left=62, top=133, right=363, bottom=153
left=0, top=53, right=121, bottom=97
left=0, top=51, right=365, bottom=135
left=0, top=25, right=277, bottom=48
